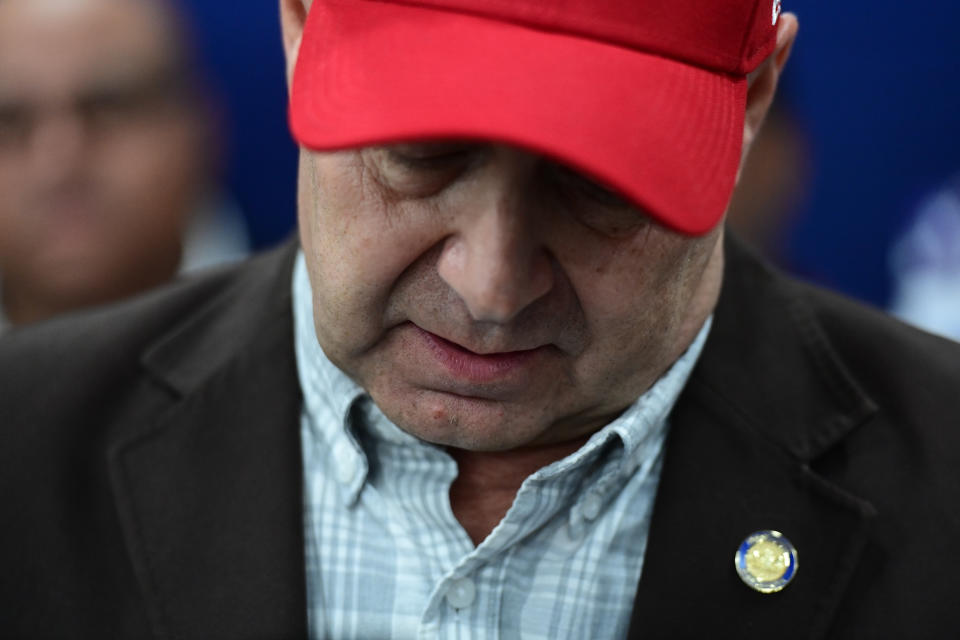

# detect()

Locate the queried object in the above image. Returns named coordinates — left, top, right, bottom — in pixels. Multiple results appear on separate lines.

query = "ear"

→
left=279, top=0, right=309, bottom=90
left=739, top=12, right=798, bottom=178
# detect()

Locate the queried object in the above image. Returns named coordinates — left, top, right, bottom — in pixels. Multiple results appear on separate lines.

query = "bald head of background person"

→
left=0, top=0, right=214, bottom=327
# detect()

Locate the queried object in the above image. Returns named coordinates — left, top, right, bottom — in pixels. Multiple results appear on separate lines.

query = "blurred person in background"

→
left=888, top=173, right=960, bottom=342
left=0, top=0, right=248, bottom=332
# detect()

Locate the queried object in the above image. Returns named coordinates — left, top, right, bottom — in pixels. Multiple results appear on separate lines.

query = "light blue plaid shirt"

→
left=293, top=251, right=710, bottom=639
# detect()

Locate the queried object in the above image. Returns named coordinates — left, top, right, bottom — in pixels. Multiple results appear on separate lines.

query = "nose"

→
left=27, top=109, right=87, bottom=185
left=436, top=193, right=554, bottom=324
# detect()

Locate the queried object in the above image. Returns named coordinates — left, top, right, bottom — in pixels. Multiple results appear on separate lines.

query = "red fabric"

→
left=379, top=0, right=776, bottom=74
left=290, top=0, right=773, bottom=235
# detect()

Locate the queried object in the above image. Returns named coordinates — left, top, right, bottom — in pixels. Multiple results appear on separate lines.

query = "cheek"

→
left=301, top=154, right=404, bottom=299
left=0, top=157, right=19, bottom=225
left=0, top=199, right=20, bottom=262
left=561, top=226, right=715, bottom=377
left=94, top=123, right=200, bottom=231
left=298, top=153, right=448, bottom=357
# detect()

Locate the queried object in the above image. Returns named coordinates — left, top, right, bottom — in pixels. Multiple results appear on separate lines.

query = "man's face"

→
left=299, top=143, right=724, bottom=452
left=0, top=0, right=207, bottom=317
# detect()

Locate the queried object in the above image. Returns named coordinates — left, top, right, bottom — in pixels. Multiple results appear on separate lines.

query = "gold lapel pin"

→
left=734, top=530, right=798, bottom=593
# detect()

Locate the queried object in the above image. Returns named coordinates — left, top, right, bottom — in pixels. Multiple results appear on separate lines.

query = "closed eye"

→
left=546, top=163, right=633, bottom=209
left=386, top=142, right=478, bottom=171
left=543, top=162, right=650, bottom=237
left=370, top=142, right=481, bottom=199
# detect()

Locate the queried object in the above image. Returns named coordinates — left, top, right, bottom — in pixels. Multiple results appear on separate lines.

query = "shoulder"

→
left=701, top=239, right=960, bottom=632
left=2, top=240, right=295, bottom=359
left=0, top=239, right=298, bottom=441
left=723, top=236, right=960, bottom=414
left=707, top=235, right=960, bottom=502
left=788, top=265, right=960, bottom=419
left=0, top=240, right=301, bottom=634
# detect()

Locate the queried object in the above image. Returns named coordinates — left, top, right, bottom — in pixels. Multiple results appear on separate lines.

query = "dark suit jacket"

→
left=2, top=236, right=959, bottom=639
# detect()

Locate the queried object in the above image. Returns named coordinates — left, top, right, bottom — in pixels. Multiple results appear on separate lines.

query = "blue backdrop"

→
left=786, top=0, right=960, bottom=305
left=182, top=0, right=298, bottom=249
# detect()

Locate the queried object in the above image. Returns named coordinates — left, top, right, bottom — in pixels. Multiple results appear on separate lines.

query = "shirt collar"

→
left=293, top=251, right=365, bottom=420
left=293, top=249, right=711, bottom=502
left=293, top=251, right=369, bottom=503
left=523, top=313, right=711, bottom=488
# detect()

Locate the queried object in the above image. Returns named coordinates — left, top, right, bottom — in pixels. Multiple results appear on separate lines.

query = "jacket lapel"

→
left=628, top=237, right=879, bottom=639
left=108, top=242, right=308, bottom=639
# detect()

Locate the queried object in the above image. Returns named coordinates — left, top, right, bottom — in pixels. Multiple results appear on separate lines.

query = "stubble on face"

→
left=298, top=145, right=724, bottom=452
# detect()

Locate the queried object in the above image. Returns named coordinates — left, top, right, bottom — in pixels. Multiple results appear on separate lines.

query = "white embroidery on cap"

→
left=772, top=0, right=782, bottom=25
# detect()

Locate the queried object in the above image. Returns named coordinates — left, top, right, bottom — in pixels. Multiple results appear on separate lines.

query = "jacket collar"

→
left=628, top=234, right=879, bottom=638
left=108, top=239, right=308, bottom=640
left=693, top=235, right=877, bottom=461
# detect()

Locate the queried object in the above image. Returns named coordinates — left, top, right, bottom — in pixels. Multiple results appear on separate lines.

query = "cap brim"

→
left=290, top=0, right=746, bottom=235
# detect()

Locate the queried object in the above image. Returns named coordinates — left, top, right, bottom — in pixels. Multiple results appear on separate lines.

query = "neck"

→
left=1, top=279, right=87, bottom=326
left=1, top=283, right=50, bottom=326
left=448, top=435, right=591, bottom=545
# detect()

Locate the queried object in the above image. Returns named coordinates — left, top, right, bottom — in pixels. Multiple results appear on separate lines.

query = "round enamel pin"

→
left=734, top=530, right=798, bottom=593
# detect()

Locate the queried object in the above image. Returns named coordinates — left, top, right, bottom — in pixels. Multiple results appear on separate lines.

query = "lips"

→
left=413, top=324, right=547, bottom=385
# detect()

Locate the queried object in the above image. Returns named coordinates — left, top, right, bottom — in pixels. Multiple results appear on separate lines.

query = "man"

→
left=1, top=1, right=958, bottom=638
left=889, top=172, right=960, bottom=341
left=0, top=0, right=247, bottom=331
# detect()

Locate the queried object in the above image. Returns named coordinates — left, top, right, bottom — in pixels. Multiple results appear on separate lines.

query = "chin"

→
left=373, top=386, right=549, bottom=452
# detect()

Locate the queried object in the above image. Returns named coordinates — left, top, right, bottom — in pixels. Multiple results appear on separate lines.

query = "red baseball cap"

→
left=289, top=0, right=782, bottom=235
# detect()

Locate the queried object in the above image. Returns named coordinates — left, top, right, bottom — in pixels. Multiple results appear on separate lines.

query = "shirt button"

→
left=557, top=521, right=584, bottom=551
left=445, top=577, right=476, bottom=609
left=622, top=455, right=641, bottom=477
left=332, top=440, right=357, bottom=485
left=581, top=492, right=603, bottom=521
